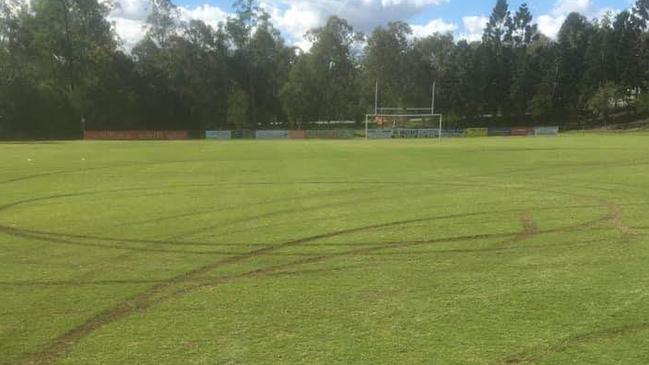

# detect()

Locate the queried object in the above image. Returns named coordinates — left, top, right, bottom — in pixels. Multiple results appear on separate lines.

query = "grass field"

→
left=1, top=134, right=648, bottom=365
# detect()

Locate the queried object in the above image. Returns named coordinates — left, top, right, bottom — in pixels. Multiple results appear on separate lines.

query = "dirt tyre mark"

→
left=1, top=177, right=638, bottom=365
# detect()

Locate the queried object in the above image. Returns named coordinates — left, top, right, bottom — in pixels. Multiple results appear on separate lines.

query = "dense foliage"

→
left=1, top=0, right=648, bottom=138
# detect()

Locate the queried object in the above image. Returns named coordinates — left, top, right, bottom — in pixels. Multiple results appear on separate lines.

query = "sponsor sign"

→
left=256, top=130, right=289, bottom=139
left=231, top=130, right=256, bottom=139
left=534, top=126, right=559, bottom=136
left=289, top=130, right=306, bottom=139
left=84, top=131, right=189, bottom=140
left=205, top=131, right=232, bottom=140
left=488, top=127, right=512, bottom=137
left=367, top=129, right=394, bottom=139
left=305, top=129, right=354, bottom=139
left=464, top=128, right=488, bottom=137
left=442, top=129, right=464, bottom=137
left=512, top=127, right=535, bottom=136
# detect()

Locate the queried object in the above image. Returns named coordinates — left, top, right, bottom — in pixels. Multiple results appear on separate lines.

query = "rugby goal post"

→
left=365, top=112, right=443, bottom=140
left=365, top=82, right=443, bottom=140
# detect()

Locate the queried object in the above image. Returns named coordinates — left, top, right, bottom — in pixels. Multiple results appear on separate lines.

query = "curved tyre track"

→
left=499, top=321, right=649, bottom=365
left=9, top=198, right=625, bottom=365
left=0, top=169, right=641, bottom=365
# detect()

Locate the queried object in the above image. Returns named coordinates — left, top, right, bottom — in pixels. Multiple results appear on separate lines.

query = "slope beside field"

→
left=1, top=135, right=648, bottom=365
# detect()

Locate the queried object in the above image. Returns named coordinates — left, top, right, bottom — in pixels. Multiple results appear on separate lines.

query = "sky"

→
left=109, top=0, right=634, bottom=50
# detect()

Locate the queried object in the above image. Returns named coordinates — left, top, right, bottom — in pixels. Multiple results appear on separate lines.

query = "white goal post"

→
left=365, top=81, right=443, bottom=140
left=365, top=113, right=443, bottom=140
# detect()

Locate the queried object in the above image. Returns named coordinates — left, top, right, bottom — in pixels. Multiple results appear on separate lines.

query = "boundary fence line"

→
left=83, top=127, right=559, bottom=140
left=84, top=131, right=189, bottom=140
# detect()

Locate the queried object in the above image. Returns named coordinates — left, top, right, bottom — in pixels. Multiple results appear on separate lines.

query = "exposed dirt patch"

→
left=513, top=212, right=539, bottom=243
left=605, top=202, right=638, bottom=238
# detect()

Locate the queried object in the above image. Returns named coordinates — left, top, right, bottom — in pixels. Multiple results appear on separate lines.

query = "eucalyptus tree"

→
left=282, top=16, right=361, bottom=124
left=132, top=0, right=188, bottom=129
left=364, top=22, right=414, bottom=108
left=225, top=0, right=292, bottom=128
left=0, top=0, right=116, bottom=137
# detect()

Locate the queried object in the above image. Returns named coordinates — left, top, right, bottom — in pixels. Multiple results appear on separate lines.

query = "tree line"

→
left=1, top=0, right=649, bottom=138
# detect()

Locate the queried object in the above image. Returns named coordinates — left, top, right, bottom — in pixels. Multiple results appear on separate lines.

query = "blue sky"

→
left=109, top=0, right=634, bottom=50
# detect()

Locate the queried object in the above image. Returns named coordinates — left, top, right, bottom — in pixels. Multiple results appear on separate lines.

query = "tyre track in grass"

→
left=5, top=219, right=505, bottom=365
left=10, top=198, right=624, bottom=365
left=116, top=186, right=367, bottom=227
left=605, top=201, right=638, bottom=238
left=0, top=144, right=641, bottom=363
left=0, top=158, right=249, bottom=186
left=0, top=188, right=442, bottom=256
left=0, top=265, right=366, bottom=289
left=0, top=179, right=629, bottom=255
left=0, top=185, right=383, bottom=257
left=1, top=171, right=642, bottom=364
left=0, top=238, right=616, bottom=290
left=164, top=189, right=412, bottom=240
left=9, top=232, right=519, bottom=365
left=0, top=163, right=643, bottom=248
left=0, top=183, right=388, bottom=255
left=169, top=215, right=615, bottom=301
left=0, top=183, right=376, bottom=362
left=494, top=204, right=645, bottom=365
left=0, top=203, right=612, bottom=256
left=513, top=212, right=539, bottom=243
left=21, top=204, right=619, bottom=364
left=499, top=322, right=649, bottom=365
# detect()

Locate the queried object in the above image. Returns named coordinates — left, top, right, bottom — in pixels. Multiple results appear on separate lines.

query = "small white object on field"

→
left=81, top=158, right=86, bottom=161
left=27, top=158, right=32, bottom=162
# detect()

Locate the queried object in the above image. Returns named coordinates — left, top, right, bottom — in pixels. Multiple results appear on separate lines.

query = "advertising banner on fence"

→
left=512, top=127, right=535, bottom=136
left=442, top=129, right=464, bottom=137
left=488, top=127, right=512, bottom=137
left=417, top=129, right=440, bottom=138
left=84, top=131, right=189, bottom=140
left=205, top=131, right=232, bottom=140
left=393, top=129, right=418, bottom=138
left=289, top=130, right=306, bottom=139
left=464, top=128, right=488, bottom=137
left=391, top=129, right=440, bottom=139
left=305, top=129, right=354, bottom=139
left=534, top=126, right=559, bottom=136
left=231, top=130, right=256, bottom=139
left=367, top=129, right=394, bottom=139
left=256, top=130, right=289, bottom=139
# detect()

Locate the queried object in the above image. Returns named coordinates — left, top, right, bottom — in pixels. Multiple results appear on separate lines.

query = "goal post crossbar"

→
left=366, top=113, right=443, bottom=118
left=377, top=108, right=435, bottom=111
left=364, top=113, right=443, bottom=140
left=369, top=81, right=442, bottom=140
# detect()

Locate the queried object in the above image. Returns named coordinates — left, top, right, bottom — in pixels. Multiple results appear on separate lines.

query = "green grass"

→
left=1, top=135, right=648, bottom=365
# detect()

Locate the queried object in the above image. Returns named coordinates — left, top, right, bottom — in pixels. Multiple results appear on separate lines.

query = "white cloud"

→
left=411, top=18, right=457, bottom=38
left=537, top=14, right=566, bottom=38
left=178, top=4, right=228, bottom=29
left=551, top=0, right=591, bottom=17
left=109, top=16, right=145, bottom=50
left=106, top=0, right=622, bottom=51
left=110, top=0, right=149, bottom=20
left=459, top=15, right=488, bottom=42
left=594, top=7, right=622, bottom=22
left=535, top=0, right=608, bottom=39
left=260, top=0, right=448, bottom=51
left=108, top=0, right=231, bottom=50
